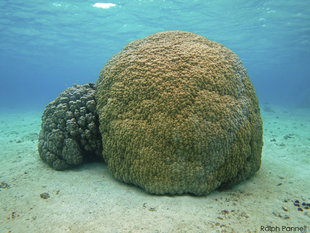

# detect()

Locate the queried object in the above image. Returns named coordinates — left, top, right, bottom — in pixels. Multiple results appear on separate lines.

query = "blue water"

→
left=0, top=0, right=309, bottom=109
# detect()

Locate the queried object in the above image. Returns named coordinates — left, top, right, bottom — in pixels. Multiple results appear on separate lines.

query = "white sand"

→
left=0, top=106, right=309, bottom=233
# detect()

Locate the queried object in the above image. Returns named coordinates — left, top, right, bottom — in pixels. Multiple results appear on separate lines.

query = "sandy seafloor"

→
left=0, top=105, right=309, bottom=233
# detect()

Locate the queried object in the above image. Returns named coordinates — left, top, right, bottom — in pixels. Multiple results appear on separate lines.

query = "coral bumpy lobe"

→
left=38, top=83, right=102, bottom=170
left=96, top=31, right=263, bottom=195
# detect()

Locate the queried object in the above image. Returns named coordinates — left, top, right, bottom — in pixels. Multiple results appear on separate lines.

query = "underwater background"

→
left=0, top=0, right=310, bottom=110
left=1, top=1, right=310, bottom=232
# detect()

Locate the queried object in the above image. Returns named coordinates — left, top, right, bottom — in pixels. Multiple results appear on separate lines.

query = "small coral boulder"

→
left=38, top=83, right=102, bottom=170
left=96, top=31, right=263, bottom=195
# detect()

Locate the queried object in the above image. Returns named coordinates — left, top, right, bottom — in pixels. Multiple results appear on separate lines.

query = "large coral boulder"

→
left=38, top=83, right=102, bottom=170
left=96, top=31, right=263, bottom=195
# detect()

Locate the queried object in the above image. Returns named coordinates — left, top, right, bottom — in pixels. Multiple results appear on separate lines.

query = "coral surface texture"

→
left=38, top=83, right=102, bottom=170
left=96, top=31, right=263, bottom=195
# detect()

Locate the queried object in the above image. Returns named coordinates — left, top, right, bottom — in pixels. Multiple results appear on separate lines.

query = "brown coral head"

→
left=96, top=31, right=263, bottom=195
